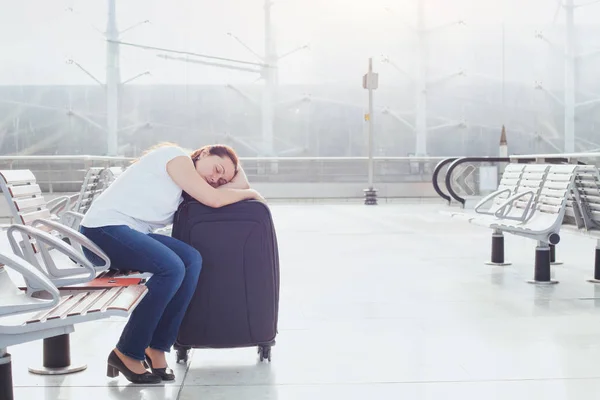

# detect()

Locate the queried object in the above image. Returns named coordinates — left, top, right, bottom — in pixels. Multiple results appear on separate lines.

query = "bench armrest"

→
left=474, top=188, right=513, bottom=215
left=7, top=224, right=98, bottom=285
left=60, top=211, right=85, bottom=230
left=493, top=190, right=536, bottom=222
left=0, top=252, right=60, bottom=317
left=47, top=194, right=78, bottom=216
left=31, top=218, right=110, bottom=271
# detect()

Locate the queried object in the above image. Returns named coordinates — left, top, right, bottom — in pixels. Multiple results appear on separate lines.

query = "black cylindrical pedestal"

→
left=587, top=247, right=600, bottom=283
left=43, top=334, right=70, bottom=369
left=28, top=334, right=86, bottom=375
left=549, top=244, right=563, bottom=265
left=485, top=232, right=511, bottom=266
left=364, top=188, right=378, bottom=205
left=596, top=247, right=600, bottom=279
left=528, top=245, right=558, bottom=284
left=0, top=353, right=13, bottom=400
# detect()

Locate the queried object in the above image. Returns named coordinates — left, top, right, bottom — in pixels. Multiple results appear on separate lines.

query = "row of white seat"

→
left=0, top=166, right=143, bottom=400
left=446, top=162, right=600, bottom=284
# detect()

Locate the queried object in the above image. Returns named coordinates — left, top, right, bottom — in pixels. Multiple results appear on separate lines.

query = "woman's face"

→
left=195, top=151, right=236, bottom=187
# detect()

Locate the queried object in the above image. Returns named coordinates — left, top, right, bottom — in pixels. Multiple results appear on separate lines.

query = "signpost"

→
left=363, top=58, right=379, bottom=205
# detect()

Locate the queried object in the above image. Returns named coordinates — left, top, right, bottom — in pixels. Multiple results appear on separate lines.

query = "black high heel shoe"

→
left=144, top=352, right=176, bottom=381
left=106, top=350, right=162, bottom=384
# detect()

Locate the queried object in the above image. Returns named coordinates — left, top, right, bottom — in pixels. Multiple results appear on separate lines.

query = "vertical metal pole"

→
left=364, top=58, right=377, bottom=205
left=106, top=0, right=120, bottom=156
left=368, top=58, right=374, bottom=190
left=262, top=0, right=276, bottom=157
left=414, top=0, right=427, bottom=156
left=564, top=0, right=576, bottom=153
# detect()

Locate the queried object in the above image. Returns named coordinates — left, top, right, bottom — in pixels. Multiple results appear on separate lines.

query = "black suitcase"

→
left=171, top=196, right=280, bottom=363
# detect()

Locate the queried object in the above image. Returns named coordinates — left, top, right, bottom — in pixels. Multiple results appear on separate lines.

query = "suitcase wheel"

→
left=176, top=348, right=190, bottom=364
left=258, top=345, right=272, bottom=362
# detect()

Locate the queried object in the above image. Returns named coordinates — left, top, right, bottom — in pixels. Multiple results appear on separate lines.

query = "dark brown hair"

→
left=190, top=144, right=239, bottom=175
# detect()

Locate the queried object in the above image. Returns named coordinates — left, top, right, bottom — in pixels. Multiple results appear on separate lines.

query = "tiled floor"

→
left=6, top=203, right=600, bottom=399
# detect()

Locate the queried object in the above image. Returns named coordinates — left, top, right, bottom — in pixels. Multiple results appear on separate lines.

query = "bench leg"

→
left=528, top=243, right=558, bottom=285
left=549, top=244, right=563, bottom=266
left=0, top=348, right=14, bottom=400
left=364, top=188, right=378, bottom=205
left=485, top=231, right=512, bottom=266
left=586, top=241, right=600, bottom=283
left=28, top=334, right=86, bottom=375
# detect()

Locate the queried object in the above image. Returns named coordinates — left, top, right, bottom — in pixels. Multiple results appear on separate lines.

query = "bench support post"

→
left=549, top=244, right=563, bottom=266
left=28, top=334, right=86, bottom=375
left=485, top=230, right=512, bottom=266
left=528, top=242, right=558, bottom=285
left=364, top=188, right=378, bottom=206
left=586, top=241, right=600, bottom=283
left=0, top=348, right=13, bottom=400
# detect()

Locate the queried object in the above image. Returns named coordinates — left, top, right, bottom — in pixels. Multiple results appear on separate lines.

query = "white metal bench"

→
left=560, top=165, right=600, bottom=283
left=0, top=250, right=147, bottom=400
left=459, top=164, right=581, bottom=284
left=0, top=170, right=114, bottom=284
left=0, top=169, right=147, bottom=376
left=448, top=164, right=551, bottom=266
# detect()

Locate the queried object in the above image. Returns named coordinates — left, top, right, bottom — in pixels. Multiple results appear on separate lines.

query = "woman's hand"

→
left=249, top=189, right=266, bottom=203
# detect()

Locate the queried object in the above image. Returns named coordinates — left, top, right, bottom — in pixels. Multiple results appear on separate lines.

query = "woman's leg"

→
left=80, top=225, right=188, bottom=361
left=144, top=234, right=202, bottom=366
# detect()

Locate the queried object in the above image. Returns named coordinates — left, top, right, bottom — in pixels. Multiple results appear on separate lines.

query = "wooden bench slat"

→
left=587, top=204, right=600, bottom=213
left=9, top=184, right=42, bottom=197
left=546, top=174, right=574, bottom=182
left=46, top=292, right=89, bottom=320
left=542, top=181, right=571, bottom=190
left=14, top=197, right=47, bottom=211
left=538, top=196, right=565, bottom=206
left=540, top=188, right=570, bottom=197
left=521, top=173, right=546, bottom=181
left=26, top=294, right=73, bottom=324
left=0, top=170, right=37, bottom=185
left=549, top=165, right=579, bottom=173
left=521, top=165, right=549, bottom=172
left=500, top=177, right=520, bottom=185
left=581, top=195, right=600, bottom=204
left=20, top=209, right=51, bottom=225
left=538, top=204, right=562, bottom=214
left=66, top=290, right=107, bottom=317
left=502, top=171, right=522, bottom=178
left=519, top=181, right=543, bottom=189
left=87, top=288, right=122, bottom=313
left=106, top=286, right=147, bottom=312
left=578, top=189, right=600, bottom=203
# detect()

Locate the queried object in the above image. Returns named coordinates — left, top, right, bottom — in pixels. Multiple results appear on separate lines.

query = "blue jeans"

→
left=79, top=225, right=202, bottom=361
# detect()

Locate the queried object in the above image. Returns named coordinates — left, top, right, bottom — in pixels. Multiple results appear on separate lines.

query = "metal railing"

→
left=0, top=154, right=448, bottom=193
left=432, top=152, right=600, bottom=207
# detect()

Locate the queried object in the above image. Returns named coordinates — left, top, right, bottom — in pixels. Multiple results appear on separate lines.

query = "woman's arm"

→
left=219, top=165, right=250, bottom=189
left=167, top=156, right=259, bottom=208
